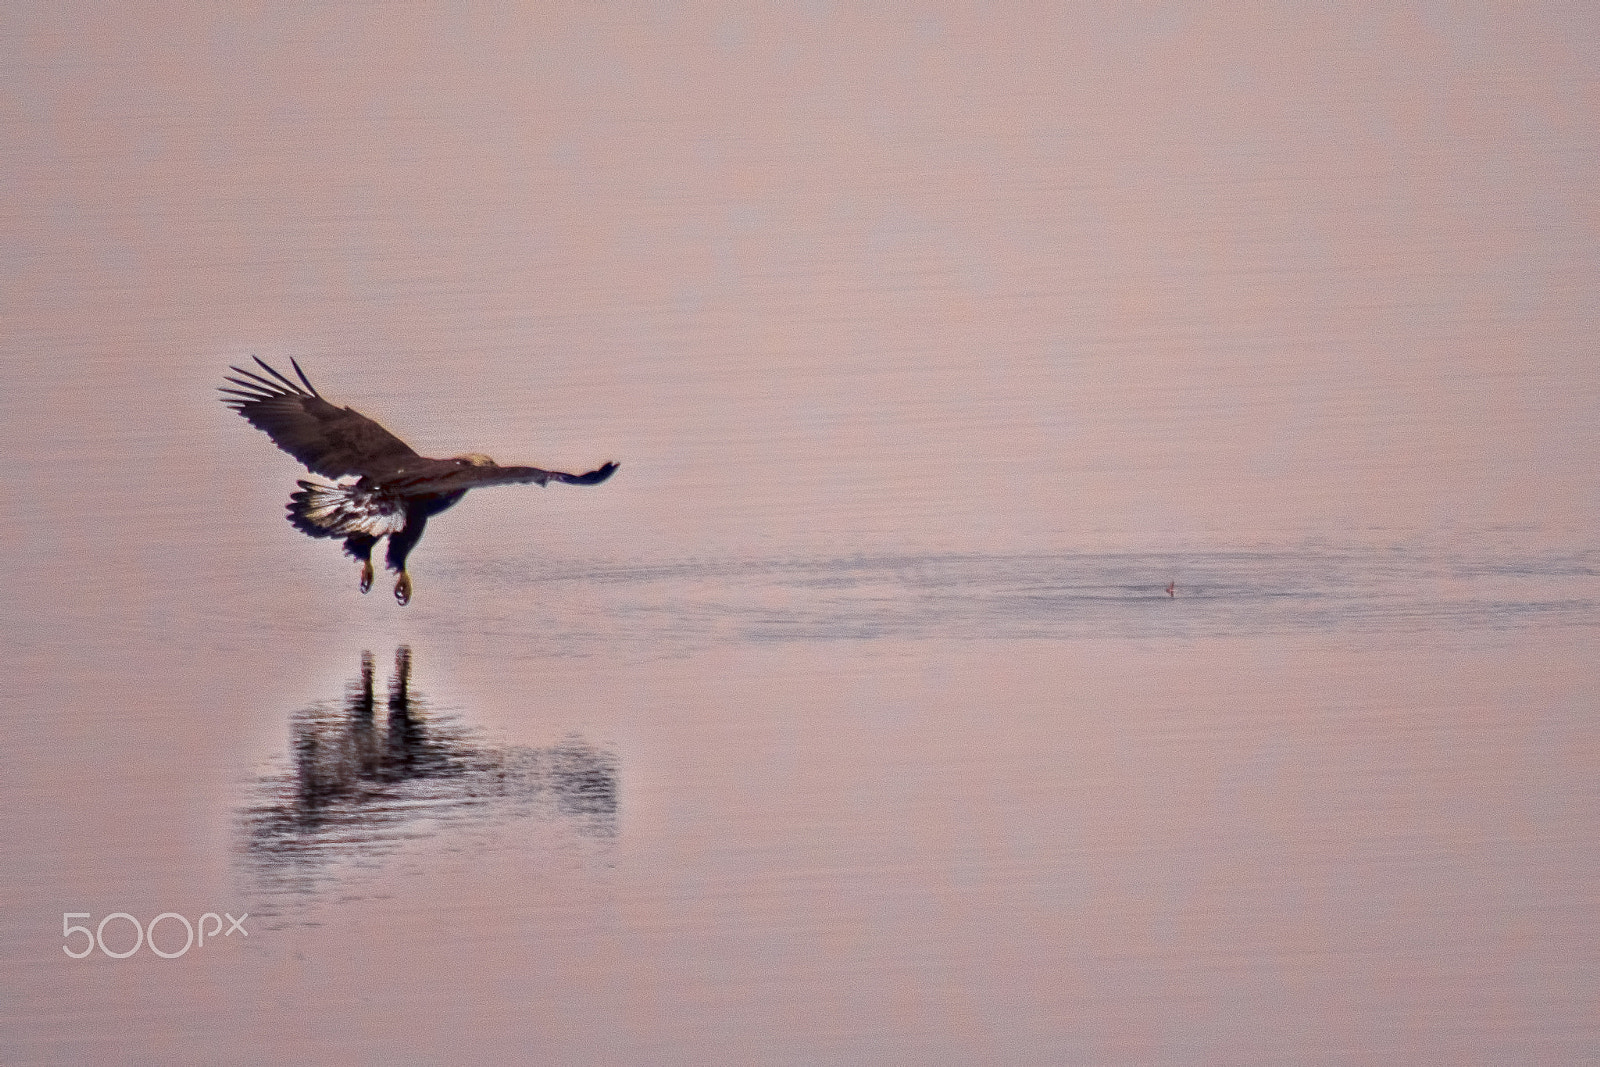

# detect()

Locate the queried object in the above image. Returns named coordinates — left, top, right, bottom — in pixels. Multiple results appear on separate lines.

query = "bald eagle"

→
left=221, top=357, right=618, bottom=604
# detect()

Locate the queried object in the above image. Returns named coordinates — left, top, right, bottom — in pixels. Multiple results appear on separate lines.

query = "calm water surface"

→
left=4, top=4, right=1598, bottom=1063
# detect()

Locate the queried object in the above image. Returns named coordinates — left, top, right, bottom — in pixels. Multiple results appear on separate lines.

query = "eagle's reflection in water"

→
left=238, top=647, right=616, bottom=902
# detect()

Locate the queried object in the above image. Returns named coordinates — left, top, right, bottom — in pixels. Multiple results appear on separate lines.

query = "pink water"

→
left=3, top=4, right=1597, bottom=1062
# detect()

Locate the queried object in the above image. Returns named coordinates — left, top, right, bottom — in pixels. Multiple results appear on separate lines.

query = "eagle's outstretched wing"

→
left=386, top=460, right=620, bottom=496
left=220, top=358, right=421, bottom=479
left=502, top=461, right=620, bottom=487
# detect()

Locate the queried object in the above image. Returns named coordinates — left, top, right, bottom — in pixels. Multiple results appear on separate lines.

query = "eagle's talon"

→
left=359, top=561, right=374, bottom=594
left=394, top=573, right=412, bottom=605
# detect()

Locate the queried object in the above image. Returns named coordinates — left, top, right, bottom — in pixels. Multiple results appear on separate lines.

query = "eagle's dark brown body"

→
left=221, top=357, right=618, bottom=603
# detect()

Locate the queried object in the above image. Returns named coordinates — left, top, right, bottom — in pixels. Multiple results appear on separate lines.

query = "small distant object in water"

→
left=1166, top=581, right=1176, bottom=598
left=220, top=357, right=618, bottom=604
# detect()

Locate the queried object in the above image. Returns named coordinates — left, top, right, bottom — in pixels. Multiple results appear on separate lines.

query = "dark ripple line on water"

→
left=450, top=543, right=1599, bottom=643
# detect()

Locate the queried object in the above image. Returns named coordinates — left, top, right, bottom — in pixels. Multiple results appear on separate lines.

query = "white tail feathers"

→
left=288, top=480, right=407, bottom=539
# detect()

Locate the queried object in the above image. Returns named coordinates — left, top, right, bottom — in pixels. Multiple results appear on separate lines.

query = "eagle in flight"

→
left=221, top=357, right=618, bottom=604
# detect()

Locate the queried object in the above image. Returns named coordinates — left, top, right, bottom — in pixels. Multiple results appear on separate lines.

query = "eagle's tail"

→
left=287, top=480, right=407, bottom=541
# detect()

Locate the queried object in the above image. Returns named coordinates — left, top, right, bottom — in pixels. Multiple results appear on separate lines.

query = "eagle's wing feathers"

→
left=220, top=357, right=420, bottom=479
left=387, top=460, right=620, bottom=496
left=488, top=460, right=620, bottom=488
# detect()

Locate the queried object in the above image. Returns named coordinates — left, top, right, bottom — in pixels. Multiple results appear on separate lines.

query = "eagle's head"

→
left=453, top=453, right=497, bottom=467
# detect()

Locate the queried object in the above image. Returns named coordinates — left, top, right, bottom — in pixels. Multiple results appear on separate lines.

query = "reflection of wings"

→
left=220, top=357, right=420, bottom=479
left=388, top=461, right=621, bottom=496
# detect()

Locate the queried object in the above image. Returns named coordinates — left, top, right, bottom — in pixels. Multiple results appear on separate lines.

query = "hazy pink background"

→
left=3, top=3, right=1596, bottom=1062
left=6, top=3, right=1597, bottom=569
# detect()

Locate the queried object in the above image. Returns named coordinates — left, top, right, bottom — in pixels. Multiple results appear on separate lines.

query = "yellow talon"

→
left=359, top=561, right=374, bottom=594
left=394, top=572, right=412, bottom=605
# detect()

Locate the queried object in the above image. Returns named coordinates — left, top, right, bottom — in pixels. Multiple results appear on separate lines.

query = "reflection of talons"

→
left=394, top=572, right=412, bottom=605
left=359, top=561, right=374, bottom=594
